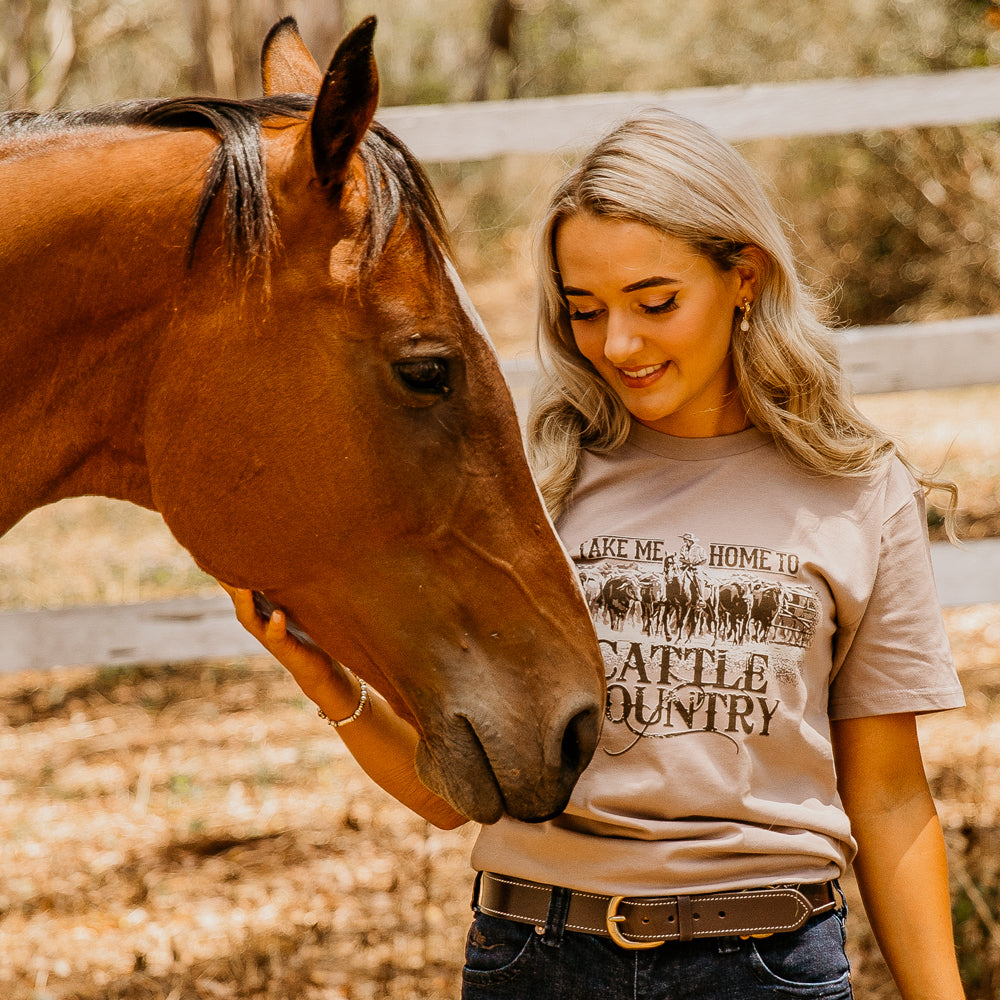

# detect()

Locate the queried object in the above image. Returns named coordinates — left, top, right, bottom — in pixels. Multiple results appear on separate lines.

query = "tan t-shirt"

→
left=471, top=423, right=964, bottom=896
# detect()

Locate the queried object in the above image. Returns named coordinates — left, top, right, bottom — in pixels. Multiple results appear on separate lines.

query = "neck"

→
left=0, top=128, right=216, bottom=533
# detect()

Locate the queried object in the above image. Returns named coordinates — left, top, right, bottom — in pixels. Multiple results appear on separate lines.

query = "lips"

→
left=618, top=361, right=668, bottom=387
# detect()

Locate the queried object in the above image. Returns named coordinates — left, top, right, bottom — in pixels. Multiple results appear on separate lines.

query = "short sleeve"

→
left=828, top=482, right=965, bottom=720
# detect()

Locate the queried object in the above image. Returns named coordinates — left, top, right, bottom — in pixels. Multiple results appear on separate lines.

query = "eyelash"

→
left=567, top=296, right=678, bottom=322
left=642, top=296, right=678, bottom=315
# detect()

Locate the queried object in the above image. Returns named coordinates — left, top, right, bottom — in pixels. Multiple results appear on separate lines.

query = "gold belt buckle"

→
left=605, top=895, right=665, bottom=949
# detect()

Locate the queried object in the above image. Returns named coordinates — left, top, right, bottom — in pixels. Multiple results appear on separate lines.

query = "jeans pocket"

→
left=463, top=913, right=539, bottom=988
left=747, top=911, right=853, bottom=997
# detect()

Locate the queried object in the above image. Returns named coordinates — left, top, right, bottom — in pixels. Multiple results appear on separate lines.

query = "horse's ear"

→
left=309, top=16, right=379, bottom=194
left=261, top=17, right=323, bottom=96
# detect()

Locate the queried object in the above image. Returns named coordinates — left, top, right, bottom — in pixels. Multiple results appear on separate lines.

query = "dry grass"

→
left=855, top=385, right=1000, bottom=540
left=0, top=658, right=478, bottom=999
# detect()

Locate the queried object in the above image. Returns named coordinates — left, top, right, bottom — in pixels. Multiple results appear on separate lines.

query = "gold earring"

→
left=740, top=298, right=752, bottom=333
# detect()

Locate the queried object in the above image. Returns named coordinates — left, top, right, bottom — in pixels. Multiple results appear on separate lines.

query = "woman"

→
left=225, top=109, right=966, bottom=999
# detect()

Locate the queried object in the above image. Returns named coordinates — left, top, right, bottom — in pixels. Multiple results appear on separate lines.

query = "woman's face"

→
left=555, top=212, right=755, bottom=438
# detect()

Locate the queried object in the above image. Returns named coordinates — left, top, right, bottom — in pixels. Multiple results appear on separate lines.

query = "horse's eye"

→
left=394, top=358, right=451, bottom=396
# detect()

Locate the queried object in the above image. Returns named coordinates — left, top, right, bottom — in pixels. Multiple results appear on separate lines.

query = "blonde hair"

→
left=528, top=109, right=957, bottom=535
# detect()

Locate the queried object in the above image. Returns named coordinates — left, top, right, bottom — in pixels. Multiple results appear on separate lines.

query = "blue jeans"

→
left=461, top=903, right=853, bottom=999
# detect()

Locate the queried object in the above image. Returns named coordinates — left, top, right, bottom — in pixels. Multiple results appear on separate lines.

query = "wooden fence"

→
left=2, top=67, right=999, bottom=674
left=376, top=64, right=1000, bottom=160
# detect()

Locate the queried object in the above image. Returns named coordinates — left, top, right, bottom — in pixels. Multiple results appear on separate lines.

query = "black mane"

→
left=0, top=96, right=451, bottom=270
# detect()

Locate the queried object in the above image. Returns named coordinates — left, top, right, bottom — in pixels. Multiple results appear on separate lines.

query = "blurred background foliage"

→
left=2, top=0, right=1000, bottom=338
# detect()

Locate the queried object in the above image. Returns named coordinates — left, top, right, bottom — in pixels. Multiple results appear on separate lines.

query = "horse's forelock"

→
left=357, top=122, right=452, bottom=269
left=135, top=96, right=313, bottom=268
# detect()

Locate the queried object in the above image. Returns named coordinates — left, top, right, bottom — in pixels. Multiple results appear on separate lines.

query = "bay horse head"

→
left=0, top=17, right=605, bottom=823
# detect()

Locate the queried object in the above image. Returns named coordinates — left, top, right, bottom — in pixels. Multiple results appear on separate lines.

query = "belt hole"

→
left=641, top=917, right=650, bottom=924
left=718, top=910, right=726, bottom=918
left=667, top=915, right=675, bottom=923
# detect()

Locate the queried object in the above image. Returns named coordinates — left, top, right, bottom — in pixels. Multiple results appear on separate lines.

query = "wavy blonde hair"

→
left=528, top=109, right=957, bottom=535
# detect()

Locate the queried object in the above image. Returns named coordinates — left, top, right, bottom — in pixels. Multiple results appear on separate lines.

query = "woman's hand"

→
left=218, top=581, right=468, bottom=829
left=218, top=583, right=357, bottom=717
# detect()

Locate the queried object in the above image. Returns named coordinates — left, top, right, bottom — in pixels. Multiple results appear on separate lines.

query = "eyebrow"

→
left=562, top=276, right=679, bottom=296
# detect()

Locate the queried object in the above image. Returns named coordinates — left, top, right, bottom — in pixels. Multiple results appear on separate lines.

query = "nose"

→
left=552, top=701, right=601, bottom=784
left=503, top=696, right=603, bottom=822
left=603, top=311, right=644, bottom=366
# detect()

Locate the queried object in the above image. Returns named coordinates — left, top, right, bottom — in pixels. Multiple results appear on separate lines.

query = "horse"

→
left=661, top=553, right=702, bottom=642
left=0, top=17, right=606, bottom=825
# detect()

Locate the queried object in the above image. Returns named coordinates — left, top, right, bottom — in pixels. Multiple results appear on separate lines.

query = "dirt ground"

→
left=0, top=655, right=477, bottom=999
left=0, top=386, right=998, bottom=999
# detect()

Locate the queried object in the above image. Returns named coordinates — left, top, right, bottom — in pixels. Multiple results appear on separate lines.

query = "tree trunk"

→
left=185, top=0, right=214, bottom=93
left=292, top=0, right=345, bottom=70
left=472, top=0, right=520, bottom=102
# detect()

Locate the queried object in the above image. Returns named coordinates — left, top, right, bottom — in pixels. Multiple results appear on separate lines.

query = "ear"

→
left=261, top=17, right=323, bottom=96
left=309, top=16, right=380, bottom=194
left=734, top=244, right=769, bottom=302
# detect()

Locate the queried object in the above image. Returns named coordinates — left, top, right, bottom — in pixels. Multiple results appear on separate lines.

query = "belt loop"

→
left=677, top=895, right=694, bottom=942
left=832, top=880, right=848, bottom=915
left=542, top=885, right=572, bottom=947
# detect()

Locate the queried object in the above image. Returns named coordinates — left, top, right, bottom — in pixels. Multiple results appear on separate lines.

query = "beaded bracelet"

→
left=317, top=668, right=369, bottom=728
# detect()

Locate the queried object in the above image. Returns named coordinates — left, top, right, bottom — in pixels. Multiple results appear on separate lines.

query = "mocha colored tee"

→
left=473, top=424, right=963, bottom=896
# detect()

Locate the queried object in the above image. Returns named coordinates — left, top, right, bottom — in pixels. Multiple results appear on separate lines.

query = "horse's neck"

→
left=1, top=126, right=209, bottom=323
left=0, top=127, right=214, bottom=534
left=0, top=317, right=159, bottom=536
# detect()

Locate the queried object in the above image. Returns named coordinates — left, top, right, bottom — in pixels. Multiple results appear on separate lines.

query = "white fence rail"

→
left=3, top=66, right=998, bottom=673
left=378, top=65, right=1000, bottom=160
left=839, top=315, right=1000, bottom=395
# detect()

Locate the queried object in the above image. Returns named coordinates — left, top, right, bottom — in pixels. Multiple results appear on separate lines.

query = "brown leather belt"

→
left=476, top=872, right=839, bottom=949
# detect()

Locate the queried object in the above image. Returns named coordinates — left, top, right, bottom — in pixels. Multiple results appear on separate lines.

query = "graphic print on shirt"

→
left=576, top=531, right=820, bottom=756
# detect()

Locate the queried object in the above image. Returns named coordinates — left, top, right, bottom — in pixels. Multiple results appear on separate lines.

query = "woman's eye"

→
left=642, top=297, right=677, bottom=315
left=394, top=358, right=451, bottom=395
left=568, top=308, right=602, bottom=322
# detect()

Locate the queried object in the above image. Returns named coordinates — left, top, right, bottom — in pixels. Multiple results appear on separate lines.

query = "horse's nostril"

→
left=561, top=707, right=599, bottom=774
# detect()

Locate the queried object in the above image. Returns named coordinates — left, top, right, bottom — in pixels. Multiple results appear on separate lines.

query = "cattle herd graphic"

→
left=579, top=533, right=819, bottom=649
left=576, top=533, right=822, bottom=751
